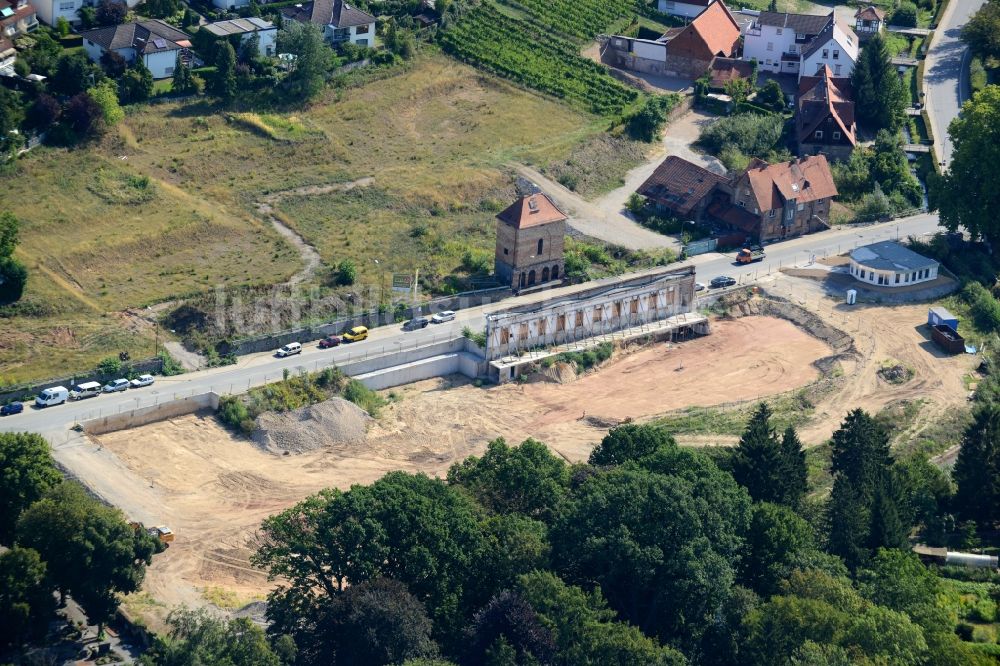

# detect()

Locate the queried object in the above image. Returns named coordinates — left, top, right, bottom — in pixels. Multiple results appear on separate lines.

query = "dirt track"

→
left=94, top=316, right=829, bottom=626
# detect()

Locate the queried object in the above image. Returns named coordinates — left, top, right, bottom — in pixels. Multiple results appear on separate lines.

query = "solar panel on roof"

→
left=0, top=8, right=14, bottom=17
left=153, top=38, right=167, bottom=48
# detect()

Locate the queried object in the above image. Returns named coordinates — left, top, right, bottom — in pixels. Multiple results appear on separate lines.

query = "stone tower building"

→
left=494, top=192, right=567, bottom=293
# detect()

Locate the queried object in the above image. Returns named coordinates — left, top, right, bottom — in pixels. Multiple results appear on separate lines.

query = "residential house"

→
left=601, top=0, right=740, bottom=78
left=0, top=36, right=14, bottom=73
left=202, top=17, right=277, bottom=57
left=799, top=18, right=858, bottom=79
left=656, top=0, right=713, bottom=20
left=854, top=5, right=885, bottom=38
left=81, top=19, right=192, bottom=78
left=494, top=192, right=567, bottom=293
left=636, top=155, right=727, bottom=220
left=281, top=0, right=375, bottom=46
left=796, top=66, right=856, bottom=160
left=712, top=156, right=838, bottom=243
left=1, top=0, right=37, bottom=38
left=29, top=0, right=138, bottom=26
left=742, top=10, right=858, bottom=80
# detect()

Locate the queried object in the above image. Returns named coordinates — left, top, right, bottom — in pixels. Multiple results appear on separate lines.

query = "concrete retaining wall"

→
left=0, top=357, right=165, bottom=406
left=355, top=352, right=485, bottom=390
left=217, top=287, right=511, bottom=357
left=81, top=392, right=220, bottom=435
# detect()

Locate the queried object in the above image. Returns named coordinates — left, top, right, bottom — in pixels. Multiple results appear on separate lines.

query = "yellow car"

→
left=342, top=326, right=369, bottom=342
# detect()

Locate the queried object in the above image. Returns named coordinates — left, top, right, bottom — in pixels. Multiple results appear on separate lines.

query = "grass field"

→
left=0, top=54, right=619, bottom=382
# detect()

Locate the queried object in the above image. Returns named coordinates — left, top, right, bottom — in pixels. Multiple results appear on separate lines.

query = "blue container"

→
left=928, top=307, right=958, bottom=331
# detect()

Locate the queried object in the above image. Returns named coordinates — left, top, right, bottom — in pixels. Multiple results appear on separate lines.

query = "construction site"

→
left=64, top=269, right=978, bottom=631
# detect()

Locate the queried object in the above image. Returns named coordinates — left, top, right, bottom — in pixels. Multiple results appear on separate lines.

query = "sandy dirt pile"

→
left=252, top=397, right=372, bottom=454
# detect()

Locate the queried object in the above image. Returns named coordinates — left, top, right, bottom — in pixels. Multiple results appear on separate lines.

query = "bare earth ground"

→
left=90, top=289, right=977, bottom=627
left=93, top=316, right=828, bottom=626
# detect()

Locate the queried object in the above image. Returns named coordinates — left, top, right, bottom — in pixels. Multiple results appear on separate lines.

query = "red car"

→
left=318, top=335, right=342, bottom=349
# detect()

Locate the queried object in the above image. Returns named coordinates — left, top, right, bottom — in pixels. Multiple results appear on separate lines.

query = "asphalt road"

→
left=924, top=0, right=986, bottom=166
left=1, top=213, right=943, bottom=437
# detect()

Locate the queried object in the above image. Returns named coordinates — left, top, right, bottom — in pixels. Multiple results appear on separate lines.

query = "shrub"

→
left=97, top=356, right=122, bottom=376
left=855, top=186, right=893, bottom=221
left=343, top=379, right=386, bottom=417
left=336, top=260, right=357, bottom=286
left=756, top=79, right=786, bottom=112
left=460, top=248, right=491, bottom=274
left=963, top=282, right=1000, bottom=333
left=892, top=2, right=918, bottom=27
left=0, top=257, right=27, bottom=304
left=218, top=395, right=254, bottom=434
left=697, top=112, right=785, bottom=159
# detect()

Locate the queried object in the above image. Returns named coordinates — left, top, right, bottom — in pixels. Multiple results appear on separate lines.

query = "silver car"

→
left=103, top=378, right=130, bottom=393
left=431, top=310, right=456, bottom=323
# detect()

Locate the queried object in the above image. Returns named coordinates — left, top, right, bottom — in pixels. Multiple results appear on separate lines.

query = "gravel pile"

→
left=252, top=397, right=372, bottom=454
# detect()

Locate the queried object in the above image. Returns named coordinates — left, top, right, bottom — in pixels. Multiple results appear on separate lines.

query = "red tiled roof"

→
left=797, top=66, right=856, bottom=146
left=637, top=156, right=726, bottom=215
left=744, top=155, right=838, bottom=211
left=707, top=57, right=754, bottom=87
left=666, top=0, right=740, bottom=60
left=497, top=193, right=567, bottom=229
left=854, top=5, right=885, bottom=20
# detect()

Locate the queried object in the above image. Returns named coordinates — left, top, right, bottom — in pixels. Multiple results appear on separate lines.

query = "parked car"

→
left=130, top=374, right=155, bottom=388
left=35, top=386, right=69, bottom=408
left=343, top=326, right=369, bottom=342
left=431, top=310, right=456, bottom=323
left=103, top=378, right=130, bottom=393
left=318, top=335, right=342, bottom=349
left=403, top=317, right=429, bottom=331
left=1, top=402, right=23, bottom=416
left=276, top=342, right=302, bottom=357
left=710, top=276, right=737, bottom=288
left=69, top=381, right=103, bottom=400
left=695, top=282, right=706, bottom=292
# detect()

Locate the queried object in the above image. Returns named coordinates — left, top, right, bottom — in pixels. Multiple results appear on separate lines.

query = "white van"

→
left=276, top=342, right=302, bottom=357
left=69, top=381, right=103, bottom=400
left=36, top=386, right=69, bottom=407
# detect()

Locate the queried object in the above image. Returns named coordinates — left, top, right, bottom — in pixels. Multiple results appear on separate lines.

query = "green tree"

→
left=171, top=55, right=199, bottom=95
left=0, top=547, right=54, bottom=649
left=56, top=15, right=70, bottom=37
left=828, top=409, right=906, bottom=568
left=517, top=571, right=686, bottom=666
left=311, top=578, right=439, bottom=666
left=467, top=589, right=556, bottom=665
left=0, top=211, right=19, bottom=258
left=892, top=1, right=918, bottom=27
left=16, top=482, right=160, bottom=632
left=0, top=433, right=61, bottom=544
left=741, top=502, right=816, bottom=597
left=869, top=129, right=922, bottom=206
left=254, top=473, right=486, bottom=653
left=756, top=79, right=786, bottom=112
left=938, top=85, right=1000, bottom=247
left=87, top=80, right=125, bottom=127
left=552, top=466, right=748, bottom=650
left=588, top=423, right=675, bottom=466
left=0, top=256, right=28, bottom=303
left=210, top=41, right=237, bottom=101
left=100, top=49, right=127, bottom=77
left=96, top=0, right=127, bottom=25
left=896, top=455, right=952, bottom=545
left=142, top=608, right=288, bottom=666
left=448, top=438, right=569, bottom=519
left=79, top=4, right=98, bottom=27
left=277, top=21, right=331, bottom=100
left=0, top=88, right=23, bottom=158
left=952, top=403, right=1000, bottom=526
left=119, top=60, right=154, bottom=104
left=851, top=34, right=905, bottom=131
left=731, top=404, right=806, bottom=507
left=962, top=1, right=1000, bottom=60
left=52, top=52, right=104, bottom=96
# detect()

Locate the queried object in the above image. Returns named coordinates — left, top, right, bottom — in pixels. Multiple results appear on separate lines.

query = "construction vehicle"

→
left=736, top=246, right=765, bottom=264
left=148, top=526, right=175, bottom=544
